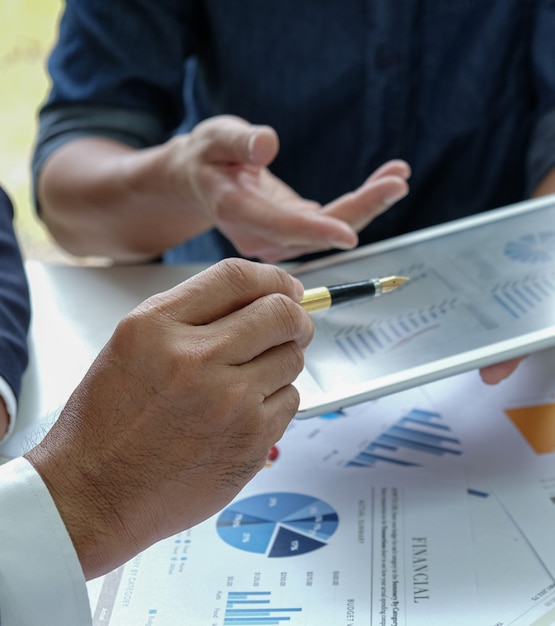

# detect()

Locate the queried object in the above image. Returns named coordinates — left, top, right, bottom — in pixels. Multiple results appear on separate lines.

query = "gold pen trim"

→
left=299, top=286, right=332, bottom=313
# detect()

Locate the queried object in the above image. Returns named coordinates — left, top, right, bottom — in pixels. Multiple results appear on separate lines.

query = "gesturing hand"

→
left=169, top=115, right=410, bottom=262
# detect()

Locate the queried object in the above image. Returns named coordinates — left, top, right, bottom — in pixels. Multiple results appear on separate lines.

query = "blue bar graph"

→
left=317, top=262, right=463, bottom=364
left=224, top=592, right=302, bottom=625
left=333, top=298, right=457, bottom=364
left=345, top=409, right=462, bottom=468
left=492, top=273, right=555, bottom=319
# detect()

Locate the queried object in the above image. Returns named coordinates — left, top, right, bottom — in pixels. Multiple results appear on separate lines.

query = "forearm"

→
left=37, top=137, right=212, bottom=262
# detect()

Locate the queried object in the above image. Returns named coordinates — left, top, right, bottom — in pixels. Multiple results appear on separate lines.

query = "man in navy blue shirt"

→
left=0, top=187, right=30, bottom=441
left=32, top=1, right=555, bottom=268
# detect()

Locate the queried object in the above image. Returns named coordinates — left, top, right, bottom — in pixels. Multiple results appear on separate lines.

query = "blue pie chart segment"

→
left=216, top=492, right=339, bottom=557
left=216, top=510, right=277, bottom=555
left=268, top=526, right=328, bottom=558
left=504, top=231, right=555, bottom=264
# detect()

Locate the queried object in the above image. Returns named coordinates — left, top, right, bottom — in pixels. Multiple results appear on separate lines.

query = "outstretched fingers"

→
left=322, top=166, right=410, bottom=231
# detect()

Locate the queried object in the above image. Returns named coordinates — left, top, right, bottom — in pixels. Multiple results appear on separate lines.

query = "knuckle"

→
left=263, top=294, right=314, bottom=348
left=279, top=385, right=301, bottom=418
left=215, top=257, right=257, bottom=294
left=291, top=343, right=306, bottom=376
left=263, top=293, right=301, bottom=336
left=213, top=258, right=291, bottom=301
left=281, top=342, right=305, bottom=380
left=111, top=309, right=147, bottom=351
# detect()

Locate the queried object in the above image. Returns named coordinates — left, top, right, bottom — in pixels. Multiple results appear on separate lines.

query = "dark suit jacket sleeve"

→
left=0, top=187, right=31, bottom=400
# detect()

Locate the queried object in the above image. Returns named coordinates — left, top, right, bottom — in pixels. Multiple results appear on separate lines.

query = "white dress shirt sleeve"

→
left=0, top=456, right=92, bottom=625
left=0, top=377, right=17, bottom=445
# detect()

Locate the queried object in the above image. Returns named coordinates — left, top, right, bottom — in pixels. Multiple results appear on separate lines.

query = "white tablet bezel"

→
left=292, top=194, right=555, bottom=418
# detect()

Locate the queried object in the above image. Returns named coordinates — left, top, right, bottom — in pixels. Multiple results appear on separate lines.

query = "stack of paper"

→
left=86, top=347, right=555, bottom=626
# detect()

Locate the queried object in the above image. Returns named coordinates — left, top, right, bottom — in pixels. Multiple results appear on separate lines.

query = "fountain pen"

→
left=299, top=276, right=409, bottom=313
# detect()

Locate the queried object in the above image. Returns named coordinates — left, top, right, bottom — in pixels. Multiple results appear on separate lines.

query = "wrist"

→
left=24, top=425, right=137, bottom=579
left=124, top=135, right=214, bottom=240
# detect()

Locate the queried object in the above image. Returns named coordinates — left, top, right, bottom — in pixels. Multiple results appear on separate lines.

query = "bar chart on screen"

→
left=492, top=272, right=555, bottom=320
left=330, top=299, right=458, bottom=363
left=318, top=262, right=461, bottom=364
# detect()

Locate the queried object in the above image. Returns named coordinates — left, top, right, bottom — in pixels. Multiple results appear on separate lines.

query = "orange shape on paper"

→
left=505, top=403, right=555, bottom=455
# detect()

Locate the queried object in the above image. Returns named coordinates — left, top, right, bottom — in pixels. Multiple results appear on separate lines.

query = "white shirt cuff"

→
left=0, top=376, right=17, bottom=444
left=0, top=457, right=92, bottom=625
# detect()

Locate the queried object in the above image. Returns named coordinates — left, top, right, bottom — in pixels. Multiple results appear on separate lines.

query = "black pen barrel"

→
left=328, top=280, right=378, bottom=305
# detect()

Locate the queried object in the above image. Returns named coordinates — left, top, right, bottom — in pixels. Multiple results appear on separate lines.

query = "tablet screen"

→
left=294, top=196, right=555, bottom=417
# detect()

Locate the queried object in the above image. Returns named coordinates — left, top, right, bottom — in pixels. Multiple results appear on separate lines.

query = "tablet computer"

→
left=292, top=194, right=555, bottom=418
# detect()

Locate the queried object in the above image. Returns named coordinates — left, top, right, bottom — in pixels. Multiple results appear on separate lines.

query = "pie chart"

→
left=504, top=231, right=555, bottom=264
left=216, top=492, right=339, bottom=557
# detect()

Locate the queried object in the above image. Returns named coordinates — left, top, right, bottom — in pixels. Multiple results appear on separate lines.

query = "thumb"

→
left=246, top=125, right=280, bottom=166
left=197, top=115, right=279, bottom=166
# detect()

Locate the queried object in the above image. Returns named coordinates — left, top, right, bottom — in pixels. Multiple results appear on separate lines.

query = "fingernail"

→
left=331, top=232, right=358, bottom=250
left=384, top=187, right=408, bottom=205
left=247, top=132, right=258, bottom=162
left=331, top=240, right=356, bottom=250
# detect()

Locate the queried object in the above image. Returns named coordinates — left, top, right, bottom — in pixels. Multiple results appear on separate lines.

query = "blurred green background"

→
left=0, top=0, right=72, bottom=262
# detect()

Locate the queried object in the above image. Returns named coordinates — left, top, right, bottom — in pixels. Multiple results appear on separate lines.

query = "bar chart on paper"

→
left=223, top=591, right=302, bottom=626
left=345, top=409, right=462, bottom=468
left=280, top=401, right=466, bottom=474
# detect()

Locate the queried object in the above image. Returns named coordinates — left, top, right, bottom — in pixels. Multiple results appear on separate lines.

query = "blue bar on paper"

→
left=224, top=592, right=301, bottom=625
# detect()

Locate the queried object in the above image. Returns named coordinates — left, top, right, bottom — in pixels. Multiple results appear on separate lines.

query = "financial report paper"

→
left=87, top=349, right=555, bottom=626
left=87, top=466, right=475, bottom=626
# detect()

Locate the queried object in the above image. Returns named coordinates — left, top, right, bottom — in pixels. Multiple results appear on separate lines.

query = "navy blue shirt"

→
left=0, top=187, right=30, bottom=400
left=33, top=0, right=555, bottom=263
